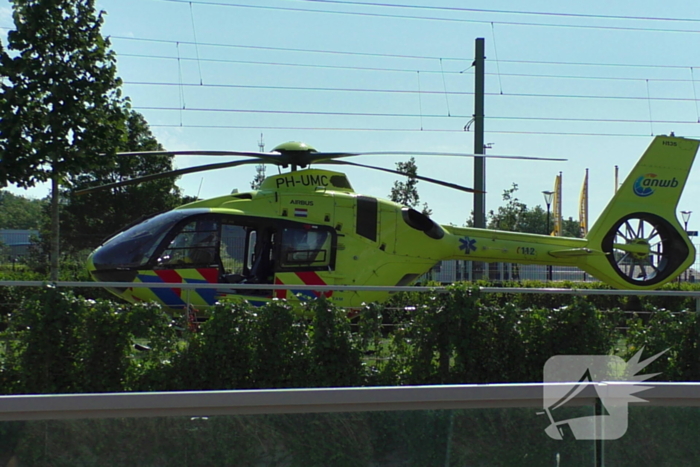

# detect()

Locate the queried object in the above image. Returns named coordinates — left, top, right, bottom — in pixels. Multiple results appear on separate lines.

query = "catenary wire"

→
left=151, top=0, right=700, bottom=34
left=133, top=84, right=700, bottom=118
left=109, top=35, right=469, bottom=62
left=107, top=35, right=700, bottom=72
left=287, top=0, right=700, bottom=25
left=124, top=80, right=473, bottom=95
left=138, top=106, right=700, bottom=126
left=124, top=77, right=700, bottom=95
left=118, top=52, right=700, bottom=83
left=118, top=52, right=464, bottom=75
left=147, top=123, right=700, bottom=139
left=108, top=34, right=700, bottom=69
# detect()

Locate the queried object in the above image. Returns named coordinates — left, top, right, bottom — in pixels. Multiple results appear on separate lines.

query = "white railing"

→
left=0, top=383, right=698, bottom=421
left=3, top=280, right=700, bottom=297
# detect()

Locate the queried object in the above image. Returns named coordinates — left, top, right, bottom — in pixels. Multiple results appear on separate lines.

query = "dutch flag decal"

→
left=294, top=208, right=308, bottom=217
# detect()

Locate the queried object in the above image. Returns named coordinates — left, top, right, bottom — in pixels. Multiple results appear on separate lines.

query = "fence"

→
left=0, top=383, right=698, bottom=465
left=428, top=254, right=700, bottom=283
left=5, top=279, right=700, bottom=295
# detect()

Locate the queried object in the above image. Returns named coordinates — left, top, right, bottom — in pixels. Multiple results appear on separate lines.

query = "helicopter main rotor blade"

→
left=107, top=149, right=565, bottom=168
left=110, top=149, right=338, bottom=167
left=239, top=151, right=567, bottom=165
left=342, top=151, right=567, bottom=162
left=320, top=160, right=482, bottom=194
left=111, top=150, right=277, bottom=158
left=74, top=158, right=262, bottom=195
left=111, top=150, right=284, bottom=165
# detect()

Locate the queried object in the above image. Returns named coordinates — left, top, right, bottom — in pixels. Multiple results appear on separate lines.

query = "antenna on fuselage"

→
left=196, top=177, right=203, bottom=198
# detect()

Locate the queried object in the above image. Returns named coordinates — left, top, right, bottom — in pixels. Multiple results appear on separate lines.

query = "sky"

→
left=2, top=0, right=700, bottom=230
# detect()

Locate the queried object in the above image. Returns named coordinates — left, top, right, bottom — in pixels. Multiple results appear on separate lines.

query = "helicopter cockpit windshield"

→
left=91, top=209, right=197, bottom=270
left=156, top=216, right=221, bottom=267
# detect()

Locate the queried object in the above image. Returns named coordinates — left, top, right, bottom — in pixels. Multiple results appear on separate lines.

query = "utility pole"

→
left=472, top=38, right=486, bottom=280
left=473, top=38, right=486, bottom=228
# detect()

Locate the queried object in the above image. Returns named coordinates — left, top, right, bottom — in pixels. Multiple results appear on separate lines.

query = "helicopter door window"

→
left=246, top=230, right=257, bottom=271
left=219, top=224, right=247, bottom=276
left=279, top=226, right=333, bottom=270
left=246, top=228, right=276, bottom=284
left=157, top=217, right=220, bottom=267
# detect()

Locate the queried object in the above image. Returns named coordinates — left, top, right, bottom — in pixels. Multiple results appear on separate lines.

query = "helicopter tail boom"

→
left=581, top=135, right=700, bottom=288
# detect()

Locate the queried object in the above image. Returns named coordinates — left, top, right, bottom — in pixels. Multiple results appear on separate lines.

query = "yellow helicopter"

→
left=83, top=135, right=699, bottom=310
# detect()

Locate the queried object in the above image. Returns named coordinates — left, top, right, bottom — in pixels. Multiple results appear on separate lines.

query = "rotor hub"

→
left=272, top=141, right=317, bottom=153
left=627, top=238, right=650, bottom=260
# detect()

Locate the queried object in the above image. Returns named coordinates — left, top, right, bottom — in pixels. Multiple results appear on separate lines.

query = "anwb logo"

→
left=633, top=173, right=679, bottom=197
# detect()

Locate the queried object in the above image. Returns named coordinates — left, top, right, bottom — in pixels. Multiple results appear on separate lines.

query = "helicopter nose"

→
left=86, top=250, right=138, bottom=285
left=86, top=253, right=96, bottom=278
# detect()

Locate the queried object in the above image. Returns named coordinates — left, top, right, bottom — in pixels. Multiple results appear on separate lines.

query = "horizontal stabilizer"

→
left=548, top=248, right=600, bottom=258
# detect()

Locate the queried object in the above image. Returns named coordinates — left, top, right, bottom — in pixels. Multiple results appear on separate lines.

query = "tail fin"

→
left=583, top=135, right=700, bottom=288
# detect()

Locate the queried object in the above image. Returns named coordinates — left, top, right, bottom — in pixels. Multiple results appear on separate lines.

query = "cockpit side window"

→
left=278, top=225, right=335, bottom=270
left=157, top=217, right=220, bottom=267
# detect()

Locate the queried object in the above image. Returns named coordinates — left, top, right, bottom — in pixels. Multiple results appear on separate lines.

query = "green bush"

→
left=383, top=285, right=619, bottom=385
left=0, top=288, right=171, bottom=394
left=624, top=308, right=700, bottom=381
left=2, top=285, right=697, bottom=394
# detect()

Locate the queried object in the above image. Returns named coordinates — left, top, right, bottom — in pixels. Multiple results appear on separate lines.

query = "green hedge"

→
left=1, top=287, right=700, bottom=465
left=1, top=284, right=698, bottom=395
left=423, top=279, right=700, bottom=312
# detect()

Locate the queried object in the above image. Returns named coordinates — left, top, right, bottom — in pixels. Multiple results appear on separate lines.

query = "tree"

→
left=486, top=184, right=527, bottom=232
left=250, top=164, right=266, bottom=190
left=487, top=184, right=581, bottom=237
left=561, top=217, right=583, bottom=238
left=0, top=0, right=126, bottom=280
left=0, top=191, right=46, bottom=230
left=58, top=111, right=187, bottom=253
left=389, top=157, right=432, bottom=215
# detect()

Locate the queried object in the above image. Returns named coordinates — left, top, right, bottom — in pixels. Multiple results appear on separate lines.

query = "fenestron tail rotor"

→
left=76, top=141, right=565, bottom=195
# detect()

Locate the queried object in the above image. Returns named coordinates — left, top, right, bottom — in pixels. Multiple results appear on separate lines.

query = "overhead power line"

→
left=135, top=106, right=468, bottom=119
left=4, top=27, right=697, bottom=73
left=118, top=52, right=461, bottom=75
left=153, top=0, right=700, bottom=34
left=497, top=58, right=700, bottom=70
left=486, top=71, right=695, bottom=84
left=109, top=35, right=700, bottom=71
left=148, top=123, right=700, bottom=140
left=119, top=52, right=700, bottom=82
left=288, top=0, right=700, bottom=25
left=125, top=78, right=700, bottom=100
left=8, top=25, right=693, bottom=71
left=133, top=84, right=700, bottom=119
left=110, top=35, right=469, bottom=62
left=137, top=105, right=700, bottom=126
left=125, top=80, right=472, bottom=95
